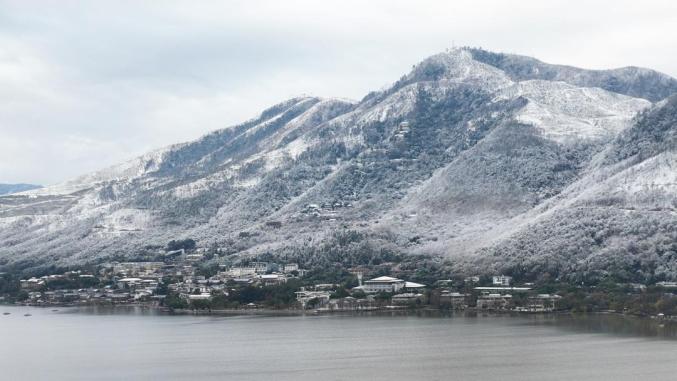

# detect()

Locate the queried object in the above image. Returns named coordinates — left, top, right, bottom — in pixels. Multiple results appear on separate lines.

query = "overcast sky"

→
left=1, top=0, right=676, bottom=185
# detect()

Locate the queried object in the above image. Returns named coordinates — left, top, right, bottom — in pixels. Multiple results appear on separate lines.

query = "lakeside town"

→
left=2, top=244, right=677, bottom=320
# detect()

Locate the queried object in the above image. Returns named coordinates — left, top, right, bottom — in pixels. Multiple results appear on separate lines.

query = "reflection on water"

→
left=2, top=305, right=676, bottom=381
left=525, top=313, right=677, bottom=339
left=52, top=305, right=677, bottom=340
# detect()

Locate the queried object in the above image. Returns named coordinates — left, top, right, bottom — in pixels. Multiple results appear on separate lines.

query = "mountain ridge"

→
left=0, top=184, right=42, bottom=196
left=1, top=48, right=675, bottom=281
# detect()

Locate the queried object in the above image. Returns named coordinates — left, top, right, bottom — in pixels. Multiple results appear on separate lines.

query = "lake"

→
left=1, top=306, right=676, bottom=380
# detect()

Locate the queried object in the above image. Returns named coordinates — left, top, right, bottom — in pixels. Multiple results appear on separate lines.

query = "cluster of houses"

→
left=19, top=264, right=166, bottom=305
left=17, top=258, right=563, bottom=312
left=10, top=247, right=677, bottom=315
left=294, top=275, right=428, bottom=311
left=294, top=274, right=562, bottom=313
left=170, top=261, right=305, bottom=301
left=16, top=258, right=310, bottom=306
left=17, top=260, right=564, bottom=312
left=296, top=200, right=352, bottom=222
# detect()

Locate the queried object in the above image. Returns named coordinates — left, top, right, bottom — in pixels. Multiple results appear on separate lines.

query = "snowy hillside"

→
left=1, top=48, right=675, bottom=282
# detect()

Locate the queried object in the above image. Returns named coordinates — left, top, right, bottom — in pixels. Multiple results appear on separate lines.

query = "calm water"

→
left=1, top=306, right=676, bottom=380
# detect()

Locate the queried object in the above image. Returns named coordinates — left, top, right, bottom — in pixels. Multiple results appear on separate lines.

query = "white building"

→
left=404, top=281, right=426, bottom=292
left=185, top=293, right=212, bottom=301
left=362, top=276, right=406, bottom=293
left=282, top=264, right=299, bottom=273
left=657, top=281, right=677, bottom=289
left=524, top=294, right=561, bottom=312
left=492, top=275, right=512, bottom=287
left=112, top=262, right=164, bottom=277
left=259, top=274, right=287, bottom=286
left=116, top=277, right=142, bottom=289
left=226, top=267, right=257, bottom=277
left=391, top=293, right=424, bottom=305
left=295, top=289, right=331, bottom=309
left=185, top=253, right=204, bottom=262
left=477, top=293, right=512, bottom=310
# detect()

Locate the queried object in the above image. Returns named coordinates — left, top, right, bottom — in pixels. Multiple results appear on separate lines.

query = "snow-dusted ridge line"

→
left=1, top=48, right=676, bottom=273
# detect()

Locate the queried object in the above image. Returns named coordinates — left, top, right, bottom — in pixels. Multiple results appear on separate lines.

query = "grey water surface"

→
left=1, top=306, right=675, bottom=380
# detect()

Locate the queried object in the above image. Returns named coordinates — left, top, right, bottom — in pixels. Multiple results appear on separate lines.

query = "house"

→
left=112, top=262, right=164, bottom=277
left=439, top=291, right=468, bottom=309
left=226, top=267, right=257, bottom=277
left=305, top=204, right=321, bottom=212
left=474, top=286, right=531, bottom=293
left=657, top=281, right=677, bottom=289
left=522, top=294, right=561, bottom=312
left=391, top=293, right=424, bottom=305
left=185, top=253, right=204, bottom=262
left=20, top=278, right=45, bottom=291
left=295, top=289, right=331, bottom=309
left=28, top=291, right=42, bottom=301
left=164, top=249, right=185, bottom=259
left=249, top=262, right=269, bottom=274
left=328, top=297, right=359, bottom=311
left=184, top=293, right=211, bottom=301
left=404, top=281, right=426, bottom=292
left=134, top=290, right=153, bottom=300
left=282, top=264, right=299, bottom=273
left=492, top=275, right=512, bottom=286
left=280, top=264, right=307, bottom=277
left=265, top=221, right=282, bottom=229
left=313, top=283, right=338, bottom=291
left=362, top=276, right=406, bottom=293
left=109, top=292, right=132, bottom=302
left=628, top=283, right=647, bottom=291
left=259, top=274, right=287, bottom=286
left=116, top=277, right=142, bottom=289
left=232, top=278, right=254, bottom=285
left=477, top=293, right=512, bottom=310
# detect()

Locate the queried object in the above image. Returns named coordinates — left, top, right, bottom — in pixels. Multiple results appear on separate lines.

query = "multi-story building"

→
left=492, top=275, right=512, bottom=287
left=362, top=276, right=405, bottom=293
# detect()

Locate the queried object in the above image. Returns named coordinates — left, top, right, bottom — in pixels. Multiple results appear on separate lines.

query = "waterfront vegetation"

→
left=2, top=262, right=677, bottom=319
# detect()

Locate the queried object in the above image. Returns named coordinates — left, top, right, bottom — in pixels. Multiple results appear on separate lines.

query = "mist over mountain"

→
left=1, top=47, right=675, bottom=282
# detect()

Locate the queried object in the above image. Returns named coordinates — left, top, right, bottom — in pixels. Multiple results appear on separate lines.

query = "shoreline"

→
left=4, top=302, right=675, bottom=325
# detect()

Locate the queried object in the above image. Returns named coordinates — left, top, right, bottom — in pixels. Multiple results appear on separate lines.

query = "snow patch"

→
left=99, top=208, right=152, bottom=233
left=498, top=80, right=651, bottom=142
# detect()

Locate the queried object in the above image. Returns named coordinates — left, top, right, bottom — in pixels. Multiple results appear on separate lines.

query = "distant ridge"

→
left=0, top=183, right=42, bottom=196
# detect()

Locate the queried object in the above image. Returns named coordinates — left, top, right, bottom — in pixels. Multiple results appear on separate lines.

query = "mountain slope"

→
left=0, top=48, right=675, bottom=280
left=469, top=48, right=677, bottom=102
left=469, top=96, right=677, bottom=283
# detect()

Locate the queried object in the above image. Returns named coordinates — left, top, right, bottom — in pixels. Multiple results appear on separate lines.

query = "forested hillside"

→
left=0, top=48, right=675, bottom=282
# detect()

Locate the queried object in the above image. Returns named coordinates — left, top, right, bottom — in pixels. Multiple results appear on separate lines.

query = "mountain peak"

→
left=403, top=47, right=513, bottom=91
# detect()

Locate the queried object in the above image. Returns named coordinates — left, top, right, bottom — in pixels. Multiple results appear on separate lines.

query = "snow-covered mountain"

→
left=1, top=47, right=675, bottom=282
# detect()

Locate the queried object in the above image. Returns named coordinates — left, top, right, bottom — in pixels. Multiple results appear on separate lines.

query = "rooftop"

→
left=366, top=276, right=403, bottom=283
left=475, top=287, right=531, bottom=292
left=405, top=281, right=425, bottom=288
